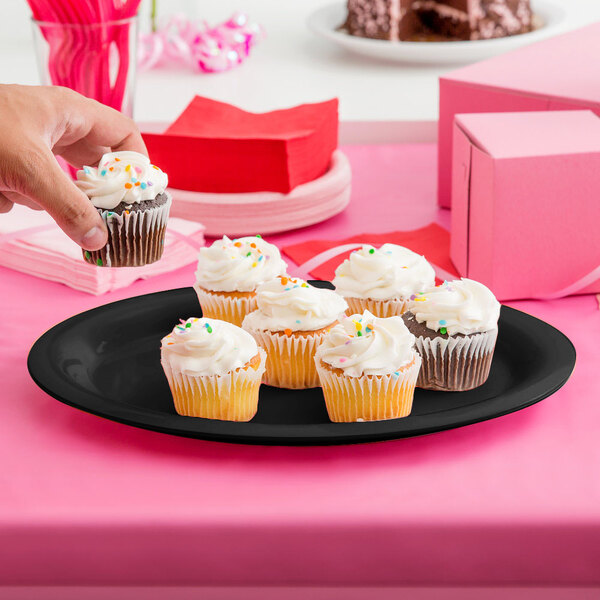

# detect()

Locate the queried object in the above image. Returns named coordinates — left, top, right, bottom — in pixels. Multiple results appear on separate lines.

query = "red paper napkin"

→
left=142, top=96, right=338, bottom=194
left=282, top=224, right=459, bottom=282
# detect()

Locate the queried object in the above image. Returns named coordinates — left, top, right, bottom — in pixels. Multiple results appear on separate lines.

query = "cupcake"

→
left=315, top=311, right=421, bottom=422
left=402, top=279, right=501, bottom=391
left=76, top=151, right=170, bottom=267
left=161, top=317, right=266, bottom=421
left=194, top=235, right=288, bottom=327
left=242, top=276, right=348, bottom=389
left=332, top=244, right=435, bottom=318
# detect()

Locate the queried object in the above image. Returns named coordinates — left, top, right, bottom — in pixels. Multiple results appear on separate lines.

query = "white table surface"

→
left=1, top=0, right=599, bottom=128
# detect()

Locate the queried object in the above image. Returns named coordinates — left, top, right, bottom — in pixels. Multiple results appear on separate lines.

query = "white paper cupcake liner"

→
left=345, top=296, right=408, bottom=318
left=413, top=328, right=498, bottom=391
left=193, top=284, right=257, bottom=327
left=315, top=353, right=421, bottom=422
left=161, top=348, right=266, bottom=421
left=245, top=325, right=335, bottom=389
left=83, top=194, right=172, bottom=267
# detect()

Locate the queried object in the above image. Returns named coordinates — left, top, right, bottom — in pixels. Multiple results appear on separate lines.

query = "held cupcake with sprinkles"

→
left=332, top=244, right=436, bottom=318
left=194, top=235, right=288, bottom=327
left=402, top=279, right=501, bottom=391
left=242, top=276, right=348, bottom=389
left=76, top=151, right=170, bottom=267
left=161, top=317, right=266, bottom=421
left=315, top=311, right=421, bottom=422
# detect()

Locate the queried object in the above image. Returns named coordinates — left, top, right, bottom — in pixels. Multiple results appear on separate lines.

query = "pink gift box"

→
left=439, top=23, right=600, bottom=208
left=450, top=110, right=600, bottom=301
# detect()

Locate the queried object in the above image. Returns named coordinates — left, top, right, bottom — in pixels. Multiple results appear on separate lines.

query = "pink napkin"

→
left=0, top=205, right=205, bottom=295
left=282, top=224, right=459, bottom=283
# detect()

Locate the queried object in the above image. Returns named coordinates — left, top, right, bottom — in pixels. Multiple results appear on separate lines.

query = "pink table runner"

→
left=1, top=144, right=599, bottom=591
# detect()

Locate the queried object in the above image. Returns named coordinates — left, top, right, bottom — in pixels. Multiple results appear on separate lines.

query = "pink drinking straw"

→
left=27, top=0, right=141, bottom=114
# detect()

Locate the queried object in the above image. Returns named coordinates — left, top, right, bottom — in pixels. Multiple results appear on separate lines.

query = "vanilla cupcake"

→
left=194, top=235, right=288, bottom=327
left=242, top=276, right=348, bottom=389
left=332, top=244, right=435, bottom=318
left=161, top=317, right=266, bottom=421
left=76, top=151, right=170, bottom=267
left=315, top=311, right=421, bottom=422
left=402, top=279, right=501, bottom=391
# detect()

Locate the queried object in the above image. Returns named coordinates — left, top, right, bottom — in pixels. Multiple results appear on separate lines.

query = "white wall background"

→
left=1, top=0, right=599, bottom=127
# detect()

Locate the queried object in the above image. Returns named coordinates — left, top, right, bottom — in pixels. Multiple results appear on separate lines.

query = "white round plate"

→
left=307, top=0, right=567, bottom=65
left=167, top=150, right=352, bottom=237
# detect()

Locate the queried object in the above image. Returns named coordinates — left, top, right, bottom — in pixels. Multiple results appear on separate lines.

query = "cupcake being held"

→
left=242, top=276, right=348, bottom=389
left=194, top=235, right=288, bottom=327
left=76, top=151, right=170, bottom=267
left=402, top=279, right=501, bottom=392
left=315, top=311, right=421, bottom=422
left=332, top=244, right=435, bottom=318
left=161, top=317, right=266, bottom=422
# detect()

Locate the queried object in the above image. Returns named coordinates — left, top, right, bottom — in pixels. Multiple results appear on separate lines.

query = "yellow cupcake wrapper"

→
left=193, top=283, right=257, bottom=327
left=344, top=296, right=408, bottom=318
left=315, top=353, right=421, bottom=422
left=161, top=348, right=266, bottom=422
left=245, top=326, right=334, bottom=389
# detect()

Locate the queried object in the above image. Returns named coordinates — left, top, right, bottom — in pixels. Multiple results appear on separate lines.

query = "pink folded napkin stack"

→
left=0, top=205, right=205, bottom=295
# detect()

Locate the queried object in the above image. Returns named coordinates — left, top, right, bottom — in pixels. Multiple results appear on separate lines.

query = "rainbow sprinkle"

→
left=369, top=248, right=375, bottom=254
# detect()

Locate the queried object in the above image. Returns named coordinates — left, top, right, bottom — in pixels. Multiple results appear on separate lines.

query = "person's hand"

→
left=0, top=84, right=147, bottom=250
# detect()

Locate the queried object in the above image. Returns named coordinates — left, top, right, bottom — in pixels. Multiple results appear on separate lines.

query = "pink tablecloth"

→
left=1, top=145, right=599, bottom=593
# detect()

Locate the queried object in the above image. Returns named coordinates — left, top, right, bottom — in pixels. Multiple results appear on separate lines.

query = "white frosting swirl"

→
left=242, top=277, right=348, bottom=332
left=161, top=317, right=258, bottom=376
left=407, top=278, right=501, bottom=336
left=333, top=244, right=436, bottom=301
left=195, top=236, right=288, bottom=293
left=76, top=151, right=168, bottom=210
left=316, top=310, right=417, bottom=377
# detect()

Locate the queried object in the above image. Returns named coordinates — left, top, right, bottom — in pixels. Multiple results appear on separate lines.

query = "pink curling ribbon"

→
left=293, top=243, right=600, bottom=302
left=138, top=13, right=264, bottom=73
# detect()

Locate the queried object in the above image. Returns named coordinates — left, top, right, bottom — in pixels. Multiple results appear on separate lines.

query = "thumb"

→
left=18, top=147, right=108, bottom=250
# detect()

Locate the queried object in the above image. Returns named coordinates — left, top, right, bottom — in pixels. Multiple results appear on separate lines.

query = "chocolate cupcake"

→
left=402, top=279, right=501, bottom=391
left=76, top=151, right=170, bottom=267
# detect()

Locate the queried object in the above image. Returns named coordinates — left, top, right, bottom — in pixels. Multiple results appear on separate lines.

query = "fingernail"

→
left=81, top=226, right=106, bottom=250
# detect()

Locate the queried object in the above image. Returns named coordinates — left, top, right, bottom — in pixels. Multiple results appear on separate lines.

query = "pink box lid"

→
left=442, top=23, right=600, bottom=107
left=455, top=110, right=600, bottom=158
